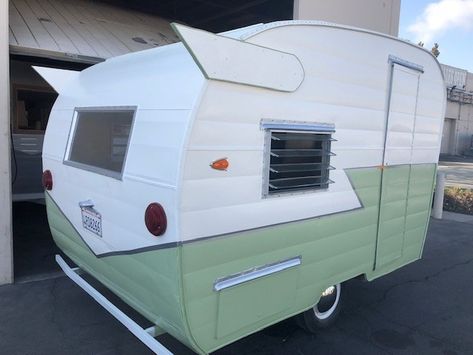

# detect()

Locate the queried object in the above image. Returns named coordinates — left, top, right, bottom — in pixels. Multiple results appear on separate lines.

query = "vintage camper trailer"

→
left=37, top=20, right=445, bottom=354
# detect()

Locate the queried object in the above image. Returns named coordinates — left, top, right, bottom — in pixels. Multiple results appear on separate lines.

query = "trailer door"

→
left=375, top=60, right=422, bottom=269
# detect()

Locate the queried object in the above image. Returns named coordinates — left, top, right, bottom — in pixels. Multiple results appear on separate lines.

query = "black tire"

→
left=297, top=283, right=343, bottom=334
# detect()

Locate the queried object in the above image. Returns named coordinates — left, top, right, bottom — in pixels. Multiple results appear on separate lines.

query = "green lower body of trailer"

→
left=45, top=164, right=437, bottom=354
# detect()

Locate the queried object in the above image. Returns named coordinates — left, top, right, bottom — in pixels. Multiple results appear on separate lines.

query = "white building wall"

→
left=441, top=66, right=473, bottom=155
left=464, top=73, right=473, bottom=154
left=442, top=64, right=467, bottom=89
left=293, top=0, right=401, bottom=36
left=0, top=0, right=13, bottom=285
left=445, top=101, right=460, bottom=120
left=466, top=72, right=473, bottom=92
left=455, top=104, right=473, bottom=154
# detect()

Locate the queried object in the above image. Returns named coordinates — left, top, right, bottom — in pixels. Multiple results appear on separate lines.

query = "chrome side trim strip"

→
left=214, top=256, right=302, bottom=291
left=388, top=55, right=424, bottom=73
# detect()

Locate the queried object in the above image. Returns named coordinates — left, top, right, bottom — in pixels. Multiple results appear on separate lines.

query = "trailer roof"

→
left=231, top=20, right=439, bottom=59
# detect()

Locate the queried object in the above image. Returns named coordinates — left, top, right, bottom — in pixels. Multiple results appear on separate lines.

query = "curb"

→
left=438, top=211, right=473, bottom=225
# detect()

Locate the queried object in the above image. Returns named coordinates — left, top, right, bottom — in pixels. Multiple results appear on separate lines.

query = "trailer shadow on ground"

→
left=0, top=218, right=471, bottom=355
left=12, top=201, right=62, bottom=280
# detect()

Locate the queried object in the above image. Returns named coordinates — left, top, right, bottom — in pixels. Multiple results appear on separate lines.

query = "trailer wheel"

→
left=297, top=283, right=342, bottom=333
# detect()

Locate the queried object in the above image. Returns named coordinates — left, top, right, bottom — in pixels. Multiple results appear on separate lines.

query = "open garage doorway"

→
left=10, top=57, right=89, bottom=281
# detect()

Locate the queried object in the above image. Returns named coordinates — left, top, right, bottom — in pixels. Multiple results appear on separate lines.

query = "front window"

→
left=65, top=107, right=135, bottom=179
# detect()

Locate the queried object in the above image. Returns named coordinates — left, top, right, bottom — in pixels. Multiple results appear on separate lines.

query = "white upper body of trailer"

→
left=38, top=20, right=445, bottom=256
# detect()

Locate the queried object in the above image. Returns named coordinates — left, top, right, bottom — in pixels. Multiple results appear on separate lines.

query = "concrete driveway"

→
left=0, top=218, right=472, bottom=355
left=439, top=155, right=473, bottom=188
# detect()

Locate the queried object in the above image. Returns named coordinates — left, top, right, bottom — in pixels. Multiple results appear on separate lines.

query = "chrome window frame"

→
left=261, top=119, right=335, bottom=198
left=63, top=106, right=137, bottom=180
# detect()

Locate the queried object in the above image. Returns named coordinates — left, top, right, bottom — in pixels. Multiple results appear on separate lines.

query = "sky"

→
left=399, top=0, right=473, bottom=72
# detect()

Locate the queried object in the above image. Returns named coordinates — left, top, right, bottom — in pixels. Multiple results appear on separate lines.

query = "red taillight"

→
left=42, top=170, right=53, bottom=190
left=145, top=203, right=167, bottom=236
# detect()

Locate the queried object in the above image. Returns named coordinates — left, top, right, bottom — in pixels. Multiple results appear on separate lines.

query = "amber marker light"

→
left=210, top=158, right=229, bottom=171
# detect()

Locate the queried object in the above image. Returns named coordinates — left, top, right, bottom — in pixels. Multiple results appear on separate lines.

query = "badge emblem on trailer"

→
left=79, top=200, right=102, bottom=237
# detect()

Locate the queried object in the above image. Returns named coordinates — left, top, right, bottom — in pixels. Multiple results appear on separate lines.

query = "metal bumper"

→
left=55, top=255, right=173, bottom=354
